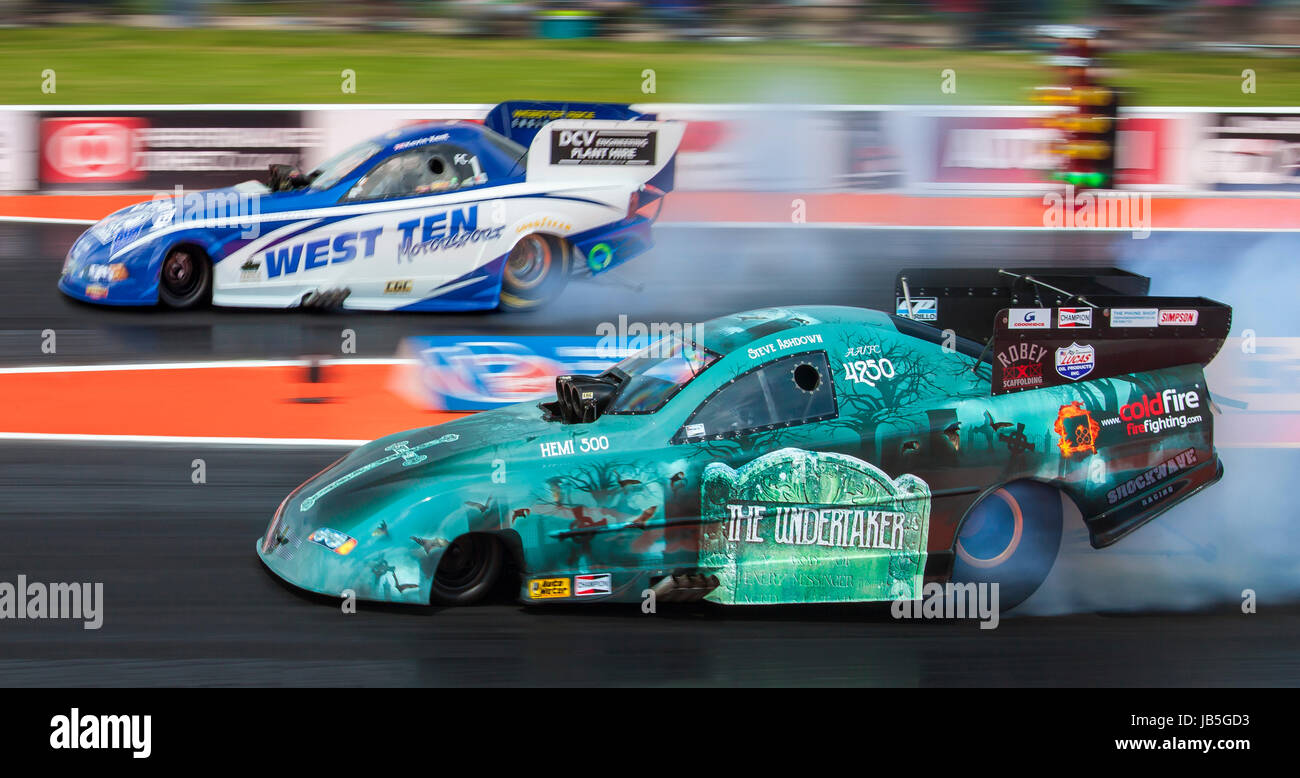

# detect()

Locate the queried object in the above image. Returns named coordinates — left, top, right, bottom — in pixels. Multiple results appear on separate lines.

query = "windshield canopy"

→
left=603, top=337, right=720, bottom=414
left=309, top=140, right=383, bottom=190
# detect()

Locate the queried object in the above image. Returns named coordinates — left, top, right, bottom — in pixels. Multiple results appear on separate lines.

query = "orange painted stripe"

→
left=7, top=192, right=1300, bottom=230
left=0, top=194, right=153, bottom=222
left=658, top=192, right=1300, bottom=229
left=0, top=363, right=465, bottom=441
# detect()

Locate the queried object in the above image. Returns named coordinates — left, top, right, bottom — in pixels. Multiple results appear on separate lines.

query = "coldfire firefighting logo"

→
left=1055, top=401, right=1100, bottom=457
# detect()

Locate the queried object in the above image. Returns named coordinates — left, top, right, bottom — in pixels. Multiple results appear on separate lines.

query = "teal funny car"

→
left=258, top=269, right=1230, bottom=611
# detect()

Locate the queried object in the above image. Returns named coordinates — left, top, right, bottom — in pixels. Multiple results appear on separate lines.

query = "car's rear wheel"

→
left=951, top=481, right=1063, bottom=612
left=499, top=233, right=570, bottom=311
left=158, top=245, right=212, bottom=309
left=430, top=533, right=503, bottom=606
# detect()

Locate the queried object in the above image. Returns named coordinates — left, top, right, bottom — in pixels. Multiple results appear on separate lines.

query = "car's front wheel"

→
left=951, top=481, right=1063, bottom=612
left=430, top=533, right=503, bottom=606
left=499, top=233, right=570, bottom=311
left=158, top=245, right=212, bottom=309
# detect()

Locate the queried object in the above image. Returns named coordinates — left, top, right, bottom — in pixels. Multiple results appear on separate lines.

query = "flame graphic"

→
left=1055, top=401, right=1099, bottom=456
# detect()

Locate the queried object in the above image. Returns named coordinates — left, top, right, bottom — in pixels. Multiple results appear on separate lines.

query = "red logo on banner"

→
left=40, top=117, right=147, bottom=183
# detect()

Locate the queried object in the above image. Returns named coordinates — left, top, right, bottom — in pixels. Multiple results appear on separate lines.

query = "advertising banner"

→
left=37, top=110, right=322, bottom=190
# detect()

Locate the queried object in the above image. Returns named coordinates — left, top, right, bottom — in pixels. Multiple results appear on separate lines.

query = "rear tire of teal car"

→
left=430, top=533, right=503, bottom=606
left=499, top=234, right=570, bottom=311
left=158, top=245, right=212, bottom=309
left=951, top=482, right=1063, bottom=612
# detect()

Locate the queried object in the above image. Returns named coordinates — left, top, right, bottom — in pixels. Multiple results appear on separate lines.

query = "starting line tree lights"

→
left=1031, top=25, right=1121, bottom=191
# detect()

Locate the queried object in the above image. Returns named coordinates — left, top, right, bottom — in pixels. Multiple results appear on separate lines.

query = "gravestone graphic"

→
left=700, top=448, right=931, bottom=604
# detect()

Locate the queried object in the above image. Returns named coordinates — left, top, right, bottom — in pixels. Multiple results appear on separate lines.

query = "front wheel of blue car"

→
left=499, top=234, right=570, bottom=311
left=158, top=245, right=212, bottom=309
left=430, top=533, right=503, bottom=606
left=951, top=482, right=1063, bottom=612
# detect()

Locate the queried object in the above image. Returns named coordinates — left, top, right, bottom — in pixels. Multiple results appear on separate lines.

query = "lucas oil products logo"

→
left=1054, top=342, right=1095, bottom=381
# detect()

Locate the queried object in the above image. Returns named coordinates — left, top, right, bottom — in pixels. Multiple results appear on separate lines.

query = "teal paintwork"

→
left=258, top=305, right=1223, bottom=606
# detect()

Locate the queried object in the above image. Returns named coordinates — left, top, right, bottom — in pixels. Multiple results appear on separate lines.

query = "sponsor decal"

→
left=264, top=227, right=383, bottom=279
left=996, top=342, right=1046, bottom=389
left=574, top=573, right=612, bottom=597
left=1054, top=401, right=1100, bottom=456
left=1106, top=447, right=1199, bottom=505
left=528, top=577, right=571, bottom=599
left=1117, top=388, right=1203, bottom=437
left=1110, top=307, right=1159, bottom=327
left=1054, top=342, right=1095, bottom=381
left=384, top=280, right=413, bottom=294
left=396, top=205, right=505, bottom=261
left=239, top=259, right=260, bottom=282
left=307, top=527, right=357, bottom=556
left=1057, top=307, right=1093, bottom=328
left=1159, top=309, right=1199, bottom=326
left=700, top=448, right=931, bottom=604
left=1008, top=308, right=1051, bottom=329
left=551, top=128, right=656, bottom=166
left=895, top=296, right=938, bottom=321
left=85, top=284, right=108, bottom=300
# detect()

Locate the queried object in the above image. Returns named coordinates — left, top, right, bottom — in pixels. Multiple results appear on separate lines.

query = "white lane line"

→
left=0, top=358, right=415, bottom=374
left=0, top=216, right=98, bottom=225
left=0, top=432, right=365, bottom=447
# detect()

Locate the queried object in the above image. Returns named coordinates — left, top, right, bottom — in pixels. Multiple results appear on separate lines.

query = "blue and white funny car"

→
left=59, top=101, right=683, bottom=312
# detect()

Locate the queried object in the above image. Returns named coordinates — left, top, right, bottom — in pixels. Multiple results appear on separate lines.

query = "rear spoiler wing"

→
left=484, top=101, right=655, bottom=148
left=893, top=268, right=1233, bottom=395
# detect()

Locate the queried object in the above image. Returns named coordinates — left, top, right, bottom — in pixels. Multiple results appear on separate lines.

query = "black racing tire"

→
left=499, top=233, right=570, bottom=311
left=157, top=245, right=212, bottom=309
left=430, top=533, right=503, bottom=606
left=951, top=481, right=1063, bottom=612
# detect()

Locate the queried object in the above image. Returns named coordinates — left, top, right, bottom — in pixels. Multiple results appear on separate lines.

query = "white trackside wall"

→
left=210, top=180, right=630, bottom=310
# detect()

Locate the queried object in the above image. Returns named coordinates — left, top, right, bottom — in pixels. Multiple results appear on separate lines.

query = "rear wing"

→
left=524, top=118, right=683, bottom=195
left=893, top=268, right=1233, bottom=395
left=484, top=101, right=655, bottom=148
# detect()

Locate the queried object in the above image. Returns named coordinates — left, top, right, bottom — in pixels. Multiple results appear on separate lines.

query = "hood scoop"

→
left=541, top=374, right=621, bottom=424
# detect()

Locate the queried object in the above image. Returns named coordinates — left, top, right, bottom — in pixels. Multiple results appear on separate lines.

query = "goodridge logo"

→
left=1118, top=388, right=1202, bottom=436
left=1008, top=308, right=1050, bottom=329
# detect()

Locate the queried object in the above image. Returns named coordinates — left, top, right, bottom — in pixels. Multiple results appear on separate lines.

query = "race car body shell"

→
left=60, top=115, right=682, bottom=311
left=258, top=305, right=1225, bottom=606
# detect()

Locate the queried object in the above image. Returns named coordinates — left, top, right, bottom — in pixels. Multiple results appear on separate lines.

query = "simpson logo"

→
left=528, top=577, right=571, bottom=599
left=1008, top=308, right=1051, bottom=329
left=574, top=573, right=612, bottom=597
left=1159, top=309, right=1200, bottom=326
left=551, top=128, right=656, bottom=166
left=1057, top=307, right=1093, bottom=328
left=1110, top=307, right=1159, bottom=327
left=1055, top=342, right=1095, bottom=381
left=895, top=297, right=937, bottom=321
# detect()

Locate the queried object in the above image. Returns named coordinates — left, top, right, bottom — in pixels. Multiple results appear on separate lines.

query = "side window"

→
left=344, top=145, right=488, bottom=202
left=674, top=351, right=837, bottom=443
